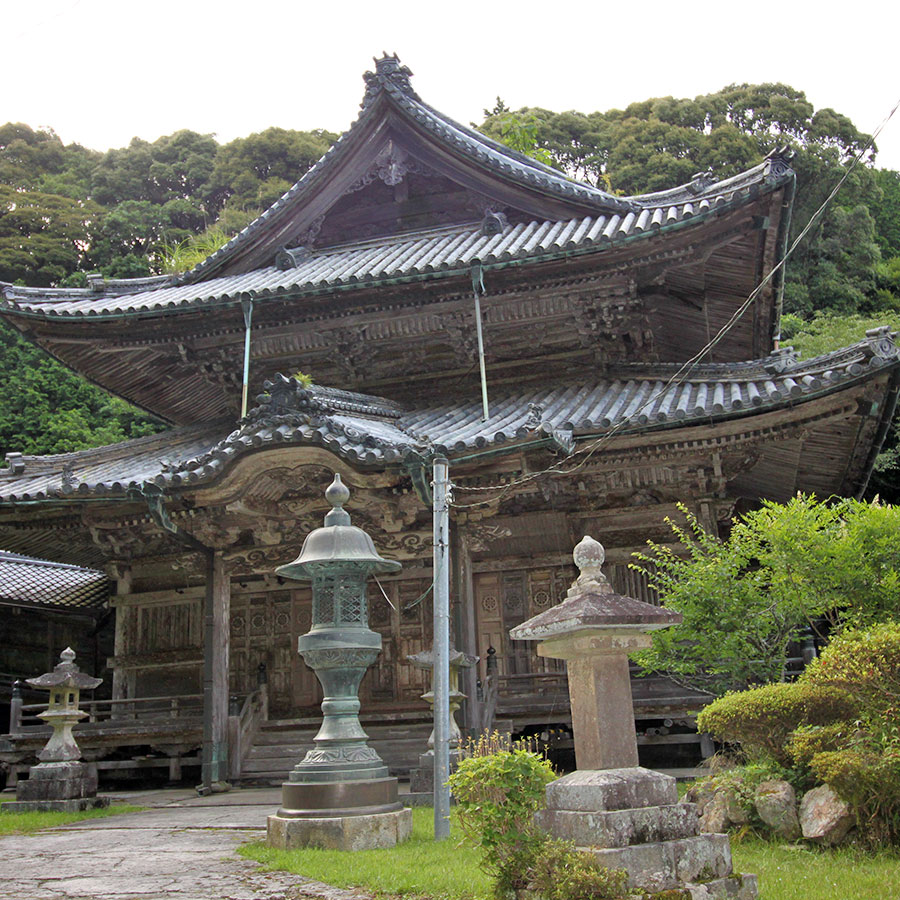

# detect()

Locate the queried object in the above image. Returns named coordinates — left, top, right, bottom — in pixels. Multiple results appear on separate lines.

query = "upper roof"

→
left=0, top=55, right=795, bottom=321
left=0, top=330, right=895, bottom=504
left=0, top=170, right=787, bottom=320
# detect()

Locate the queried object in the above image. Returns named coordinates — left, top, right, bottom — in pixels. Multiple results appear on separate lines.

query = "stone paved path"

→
left=0, top=788, right=370, bottom=900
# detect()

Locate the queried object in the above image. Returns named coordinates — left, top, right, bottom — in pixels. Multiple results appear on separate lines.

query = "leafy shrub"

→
left=527, top=838, right=628, bottom=900
left=447, top=739, right=557, bottom=897
left=800, top=621, right=900, bottom=712
left=696, top=682, right=858, bottom=765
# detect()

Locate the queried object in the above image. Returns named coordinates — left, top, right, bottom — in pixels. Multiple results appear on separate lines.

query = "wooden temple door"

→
left=359, top=575, right=432, bottom=707
left=473, top=568, right=571, bottom=680
left=229, top=585, right=320, bottom=716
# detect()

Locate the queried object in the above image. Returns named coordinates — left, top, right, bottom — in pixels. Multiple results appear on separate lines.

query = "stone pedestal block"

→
left=546, top=767, right=678, bottom=811
left=2, top=796, right=110, bottom=813
left=267, top=807, right=412, bottom=851
left=409, top=750, right=461, bottom=794
left=590, top=833, right=732, bottom=891
left=535, top=802, right=698, bottom=848
left=539, top=768, right=757, bottom=899
left=16, top=761, right=101, bottom=802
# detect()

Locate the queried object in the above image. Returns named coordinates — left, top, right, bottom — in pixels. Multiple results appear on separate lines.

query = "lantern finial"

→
left=324, top=473, right=351, bottom=526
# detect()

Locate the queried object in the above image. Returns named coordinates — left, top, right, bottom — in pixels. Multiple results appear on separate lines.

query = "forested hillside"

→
left=1, top=84, right=899, bottom=493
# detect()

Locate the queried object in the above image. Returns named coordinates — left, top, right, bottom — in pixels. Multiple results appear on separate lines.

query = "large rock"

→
left=799, top=784, right=855, bottom=845
left=754, top=780, right=800, bottom=840
left=685, top=779, right=717, bottom=816
left=698, top=791, right=730, bottom=834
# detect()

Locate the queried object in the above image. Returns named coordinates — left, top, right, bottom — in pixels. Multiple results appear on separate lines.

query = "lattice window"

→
left=335, top=573, right=366, bottom=624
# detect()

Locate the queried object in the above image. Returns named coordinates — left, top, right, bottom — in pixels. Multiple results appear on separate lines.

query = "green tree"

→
left=205, top=127, right=336, bottom=216
left=631, top=496, right=900, bottom=694
left=0, top=321, right=163, bottom=457
left=0, top=185, right=103, bottom=285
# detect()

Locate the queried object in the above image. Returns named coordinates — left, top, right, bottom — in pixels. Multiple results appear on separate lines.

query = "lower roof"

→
left=0, top=330, right=896, bottom=505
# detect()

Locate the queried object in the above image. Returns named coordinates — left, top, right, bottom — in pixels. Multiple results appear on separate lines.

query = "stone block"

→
left=545, top=767, right=678, bottom=812
left=1, top=797, right=109, bottom=813
left=535, top=802, right=699, bottom=848
left=267, top=807, right=412, bottom=851
left=16, top=761, right=97, bottom=802
left=682, top=873, right=758, bottom=899
left=588, top=833, right=733, bottom=892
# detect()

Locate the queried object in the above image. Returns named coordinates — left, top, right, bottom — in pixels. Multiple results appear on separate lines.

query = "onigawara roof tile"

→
left=0, top=331, right=895, bottom=504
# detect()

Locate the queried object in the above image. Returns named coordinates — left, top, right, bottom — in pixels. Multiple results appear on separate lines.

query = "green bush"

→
left=696, top=682, right=858, bottom=765
left=527, top=838, right=628, bottom=900
left=447, top=744, right=557, bottom=897
left=800, top=622, right=900, bottom=714
left=698, top=624, right=900, bottom=846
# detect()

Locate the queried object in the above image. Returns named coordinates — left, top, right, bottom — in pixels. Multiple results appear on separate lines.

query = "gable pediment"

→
left=185, top=58, right=634, bottom=282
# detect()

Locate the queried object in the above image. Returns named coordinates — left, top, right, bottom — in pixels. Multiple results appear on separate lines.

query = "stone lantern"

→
left=1, top=648, right=108, bottom=812
left=509, top=536, right=757, bottom=898
left=266, top=474, right=412, bottom=850
left=406, top=643, right=477, bottom=797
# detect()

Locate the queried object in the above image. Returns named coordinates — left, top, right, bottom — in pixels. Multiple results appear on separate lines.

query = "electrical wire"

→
left=450, top=97, right=900, bottom=511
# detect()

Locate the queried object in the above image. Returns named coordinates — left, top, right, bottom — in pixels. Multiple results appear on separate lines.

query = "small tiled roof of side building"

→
left=0, top=551, right=108, bottom=611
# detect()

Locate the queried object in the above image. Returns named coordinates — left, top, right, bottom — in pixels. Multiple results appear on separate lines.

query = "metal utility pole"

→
left=432, top=456, right=451, bottom=839
left=240, top=297, right=254, bottom=418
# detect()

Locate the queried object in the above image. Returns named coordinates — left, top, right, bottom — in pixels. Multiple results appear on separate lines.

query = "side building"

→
left=1, top=56, right=897, bottom=782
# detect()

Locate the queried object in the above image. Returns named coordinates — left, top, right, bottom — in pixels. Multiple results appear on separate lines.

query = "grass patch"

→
left=732, top=834, right=900, bottom=900
left=0, top=801, right=144, bottom=836
left=240, top=806, right=491, bottom=899
left=242, top=807, right=900, bottom=900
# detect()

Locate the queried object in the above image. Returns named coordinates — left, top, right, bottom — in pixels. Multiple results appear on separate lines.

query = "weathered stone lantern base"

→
left=536, top=768, right=756, bottom=898
left=2, top=761, right=110, bottom=814
left=267, top=777, right=412, bottom=849
left=267, top=806, right=412, bottom=851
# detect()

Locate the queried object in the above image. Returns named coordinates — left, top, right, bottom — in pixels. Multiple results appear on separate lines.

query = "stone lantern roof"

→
left=26, top=647, right=102, bottom=692
left=509, top=536, right=681, bottom=641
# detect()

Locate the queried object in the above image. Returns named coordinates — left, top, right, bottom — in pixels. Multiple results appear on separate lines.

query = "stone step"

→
left=587, top=833, right=733, bottom=892
left=536, top=802, right=699, bottom=848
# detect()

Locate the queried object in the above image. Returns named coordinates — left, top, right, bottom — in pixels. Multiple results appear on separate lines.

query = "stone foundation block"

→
left=545, top=767, right=678, bottom=812
left=536, top=802, right=698, bottom=848
left=588, top=833, right=733, bottom=892
left=267, top=807, right=412, bottom=851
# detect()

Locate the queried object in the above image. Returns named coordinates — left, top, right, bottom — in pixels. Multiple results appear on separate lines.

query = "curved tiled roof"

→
left=0, top=332, right=895, bottom=504
left=0, top=55, right=794, bottom=320
left=0, top=172, right=786, bottom=320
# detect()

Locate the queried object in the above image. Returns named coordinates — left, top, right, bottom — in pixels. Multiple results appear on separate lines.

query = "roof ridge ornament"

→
left=362, top=53, right=417, bottom=109
left=764, top=146, right=795, bottom=180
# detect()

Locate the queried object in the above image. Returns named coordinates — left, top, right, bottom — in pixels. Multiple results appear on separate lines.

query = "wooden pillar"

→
left=108, top=565, right=132, bottom=702
left=457, top=531, right=480, bottom=732
left=206, top=551, right=230, bottom=784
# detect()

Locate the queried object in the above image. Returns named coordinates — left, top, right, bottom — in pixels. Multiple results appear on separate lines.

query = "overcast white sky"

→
left=5, top=1, right=900, bottom=173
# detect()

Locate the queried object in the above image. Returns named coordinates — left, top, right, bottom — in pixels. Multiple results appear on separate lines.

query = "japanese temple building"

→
left=1, top=55, right=898, bottom=782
